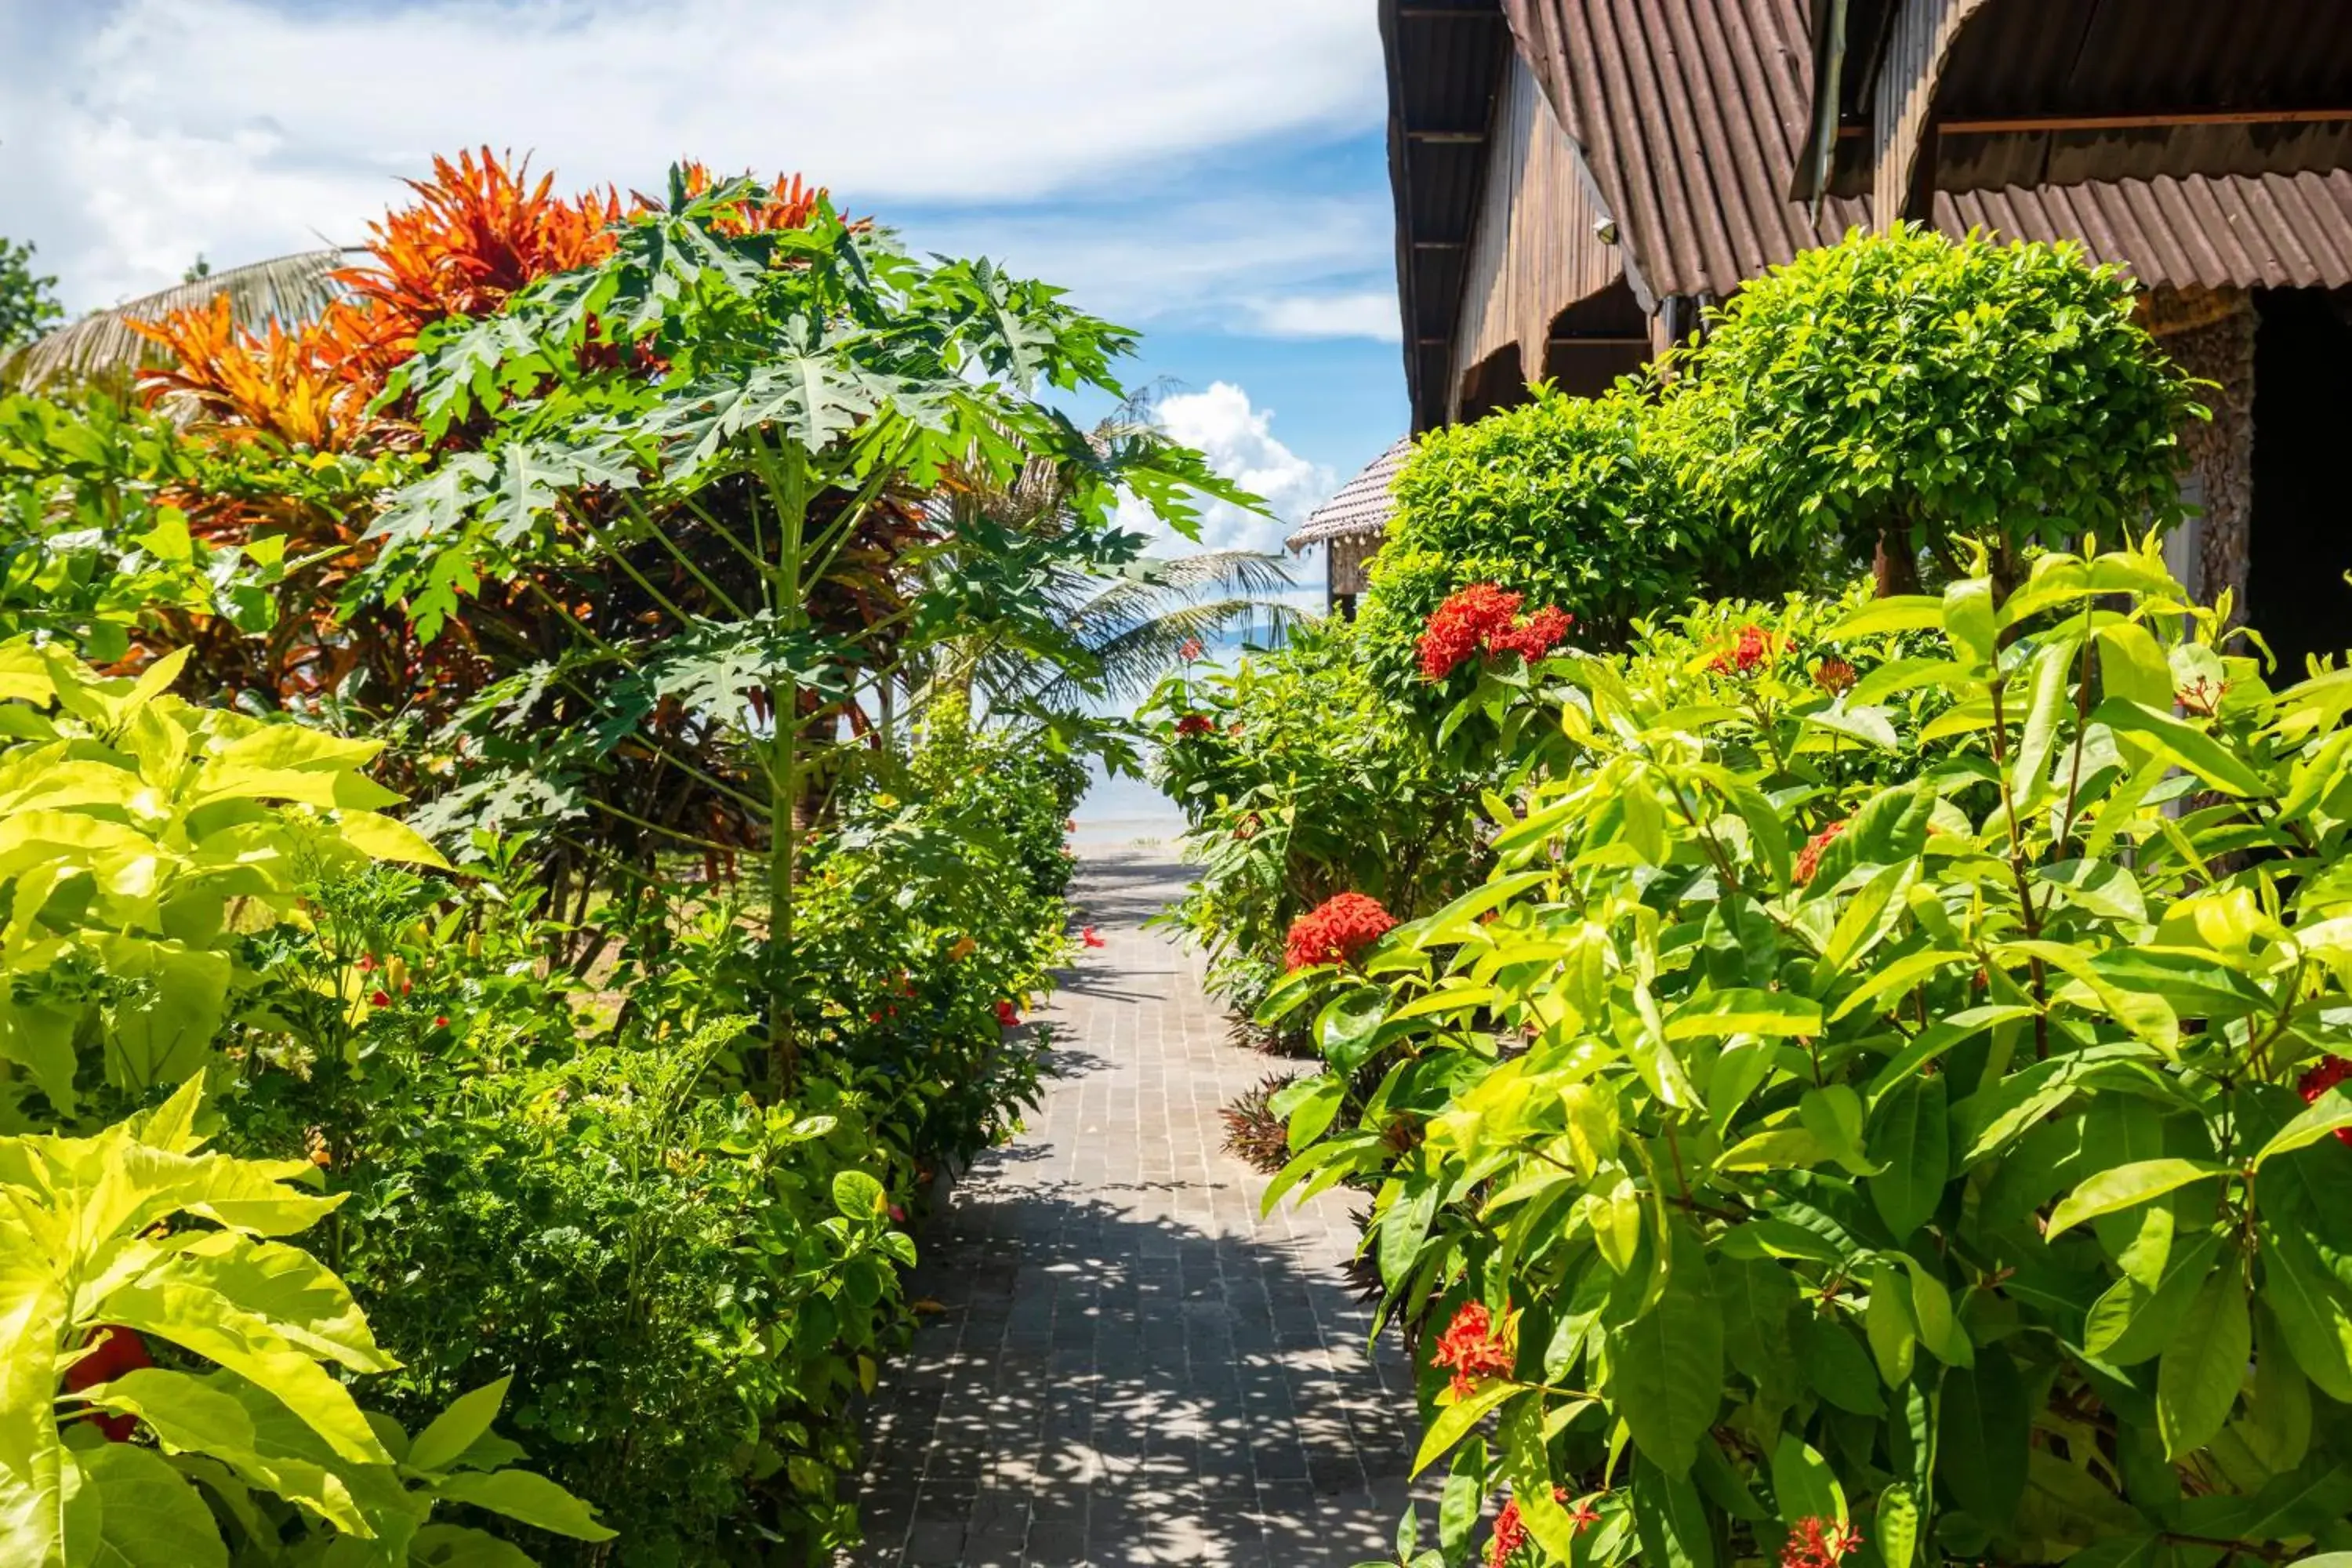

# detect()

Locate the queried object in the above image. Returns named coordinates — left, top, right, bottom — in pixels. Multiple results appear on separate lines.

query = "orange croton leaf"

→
left=129, top=293, right=368, bottom=451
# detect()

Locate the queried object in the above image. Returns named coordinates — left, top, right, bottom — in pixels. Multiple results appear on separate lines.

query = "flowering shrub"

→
left=1278, top=542, right=2352, bottom=1566
left=1417, top=583, right=1574, bottom=681
left=1285, top=892, right=1398, bottom=971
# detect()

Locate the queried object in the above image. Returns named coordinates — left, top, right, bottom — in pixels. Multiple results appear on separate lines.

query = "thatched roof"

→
left=1286, top=436, right=1412, bottom=550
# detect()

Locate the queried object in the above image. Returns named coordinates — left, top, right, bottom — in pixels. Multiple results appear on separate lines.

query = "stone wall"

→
left=2145, top=285, right=2256, bottom=624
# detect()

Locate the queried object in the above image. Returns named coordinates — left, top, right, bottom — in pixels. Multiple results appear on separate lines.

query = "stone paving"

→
left=844, top=848, right=1427, bottom=1566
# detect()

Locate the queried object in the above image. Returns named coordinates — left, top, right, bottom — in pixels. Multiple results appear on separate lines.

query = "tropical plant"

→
left=360, top=168, right=1237, bottom=1084
left=0, top=641, right=445, bottom=1123
left=0, top=236, right=64, bottom=356
left=0, top=1075, right=612, bottom=1566
left=1674, top=223, right=2203, bottom=593
left=1272, top=539, right=2352, bottom=1566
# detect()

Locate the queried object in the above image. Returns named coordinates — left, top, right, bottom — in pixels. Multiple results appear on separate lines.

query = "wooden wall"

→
left=1448, top=49, right=1628, bottom=423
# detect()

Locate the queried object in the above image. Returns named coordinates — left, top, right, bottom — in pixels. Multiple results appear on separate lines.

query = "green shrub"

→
left=1358, top=384, right=1771, bottom=708
left=1269, top=539, right=2352, bottom=1566
left=1677, top=223, right=2203, bottom=582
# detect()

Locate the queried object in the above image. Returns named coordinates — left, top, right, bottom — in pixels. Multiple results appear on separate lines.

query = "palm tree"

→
left=914, top=401, right=1306, bottom=717
left=0, top=248, right=354, bottom=394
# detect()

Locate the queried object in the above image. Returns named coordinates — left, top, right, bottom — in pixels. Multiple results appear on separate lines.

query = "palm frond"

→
left=1, top=248, right=358, bottom=393
left=1028, top=597, right=1306, bottom=708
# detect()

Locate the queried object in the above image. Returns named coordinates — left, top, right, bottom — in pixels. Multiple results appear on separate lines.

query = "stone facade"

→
left=2146, top=286, right=2256, bottom=626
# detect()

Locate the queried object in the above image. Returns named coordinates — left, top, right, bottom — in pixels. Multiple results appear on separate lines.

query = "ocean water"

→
left=1065, top=627, right=1266, bottom=849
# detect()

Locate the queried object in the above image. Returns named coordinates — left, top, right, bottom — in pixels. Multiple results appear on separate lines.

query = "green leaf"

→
left=1795, top=1314, right=1884, bottom=1416
left=2048, top=1159, right=2230, bottom=1238
left=1826, top=596, right=1945, bottom=640
left=1633, top=1457, right=1717, bottom=1568
left=1942, top=578, right=1996, bottom=664
left=407, top=1377, right=510, bottom=1475
left=1771, top=1433, right=1845, bottom=1526
left=1606, top=1225, right=1723, bottom=1473
left=1798, top=1084, right=1881, bottom=1177
left=2087, top=1231, right=2225, bottom=1366
left=74, top=1443, right=227, bottom=1568
left=1866, top=1073, right=1947, bottom=1241
left=2035, top=858, right=2149, bottom=924
left=831, top=1170, right=886, bottom=1221
left=2158, top=1266, right=2249, bottom=1459
left=1663, top=989, right=1821, bottom=1040
left=409, top=1524, right=540, bottom=1568
left=430, top=1469, right=616, bottom=1541
left=1866, top=1259, right=1918, bottom=1385
left=1439, top=1439, right=1486, bottom=1559
left=2095, top=697, right=2267, bottom=797
left=1876, top=1482, right=1921, bottom=1568
left=1379, top=1171, right=1444, bottom=1291
left=76, top=1367, right=255, bottom=1458
left=2263, top=1229, right=2352, bottom=1402
left=1939, top=1343, right=2028, bottom=1528
left=1413, top=1381, right=1520, bottom=1479
left=2255, top=1090, right=2352, bottom=1169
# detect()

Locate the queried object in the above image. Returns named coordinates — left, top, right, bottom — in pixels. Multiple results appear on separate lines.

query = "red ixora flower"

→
left=1781, top=1516, right=1864, bottom=1568
left=1283, top=892, right=1396, bottom=971
left=1417, top=583, right=1573, bottom=682
left=2299, top=1055, right=2352, bottom=1145
left=1173, top=713, right=1215, bottom=737
left=1081, top=926, right=1107, bottom=949
left=368, top=989, right=392, bottom=1008
left=1794, top=818, right=1849, bottom=886
left=994, top=1000, right=1020, bottom=1028
left=1711, top=622, right=1782, bottom=677
left=1180, top=637, right=1205, bottom=661
left=1813, top=656, right=1857, bottom=696
left=2177, top=674, right=2230, bottom=717
left=1486, top=1486, right=1583, bottom=1568
left=1432, top=1299, right=1515, bottom=1399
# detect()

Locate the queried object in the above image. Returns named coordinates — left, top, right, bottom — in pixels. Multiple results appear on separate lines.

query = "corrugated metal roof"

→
left=1483, top=0, right=2352, bottom=303
left=1503, top=0, right=1872, bottom=300
left=1287, top=437, right=1414, bottom=549
left=1940, top=169, right=2352, bottom=292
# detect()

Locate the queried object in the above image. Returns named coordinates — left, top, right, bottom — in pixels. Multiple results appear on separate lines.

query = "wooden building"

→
left=1326, top=0, right=2352, bottom=668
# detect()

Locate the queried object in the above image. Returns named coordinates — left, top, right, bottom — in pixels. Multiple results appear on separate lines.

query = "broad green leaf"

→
left=1633, top=1457, right=1716, bottom=1568
left=1379, top=1172, right=1443, bottom=1291
left=2095, top=697, right=2266, bottom=797
left=2087, top=1231, right=2224, bottom=1367
left=1663, top=989, right=1821, bottom=1040
left=1606, top=1226, right=1722, bottom=1473
left=2035, top=858, right=2149, bottom=924
left=333, top=811, right=452, bottom=870
left=1942, top=578, right=1996, bottom=664
left=1795, top=1313, right=1883, bottom=1416
left=1826, top=596, right=1944, bottom=640
left=1439, top=1439, right=1486, bottom=1560
left=408, top=1524, right=539, bottom=1568
left=1875, top=1482, right=1921, bottom=1568
left=77, top=1368, right=254, bottom=1459
left=407, top=1377, right=510, bottom=1475
left=2254, top=1089, right=2352, bottom=1169
left=1939, top=1343, right=2027, bottom=1528
left=2158, top=1267, right=2249, bottom=1458
left=2094, top=621, right=2174, bottom=708
left=831, top=1171, right=885, bottom=1221
left=2261, top=1231, right=2352, bottom=1403
left=1866, top=1073, right=1947, bottom=1241
left=430, top=1469, right=615, bottom=1541
left=73, top=1443, right=227, bottom=1568
left=2048, top=1159, right=2230, bottom=1238
left=1802, top=704, right=1899, bottom=752
left=1865, top=1260, right=1917, bottom=1385
left=1411, top=1380, right=1520, bottom=1479
left=1798, top=1084, right=1880, bottom=1177
left=1770, top=1432, right=1844, bottom=1526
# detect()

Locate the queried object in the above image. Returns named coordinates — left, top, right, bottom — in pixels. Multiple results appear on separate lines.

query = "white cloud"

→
left=0, top=0, right=1385, bottom=310
left=1122, top=381, right=1337, bottom=556
left=1246, top=289, right=1403, bottom=341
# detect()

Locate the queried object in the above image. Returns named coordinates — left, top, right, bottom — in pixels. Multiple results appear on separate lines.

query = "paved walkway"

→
left=845, top=849, right=1425, bottom=1566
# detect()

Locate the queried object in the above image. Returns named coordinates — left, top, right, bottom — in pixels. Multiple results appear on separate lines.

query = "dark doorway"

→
left=2249, top=289, right=2352, bottom=677
left=1542, top=280, right=1653, bottom=397
left=1456, top=343, right=1526, bottom=424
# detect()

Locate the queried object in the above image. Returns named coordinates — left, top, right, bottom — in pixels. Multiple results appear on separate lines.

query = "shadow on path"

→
left=843, top=849, right=1428, bottom=1566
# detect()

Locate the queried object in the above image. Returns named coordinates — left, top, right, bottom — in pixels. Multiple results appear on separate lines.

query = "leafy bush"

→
left=1145, top=616, right=1490, bottom=1000
left=0, top=1076, right=610, bottom=1566
left=1267, top=539, right=2352, bottom=1566
left=1676, top=223, right=2202, bottom=583
left=0, top=641, right=447, bottom=1123
left=1357, top=384, right=1770, bottom=707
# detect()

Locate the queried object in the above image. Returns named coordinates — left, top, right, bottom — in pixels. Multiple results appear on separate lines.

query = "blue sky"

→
left=0, top=0, right=1410, bottom=568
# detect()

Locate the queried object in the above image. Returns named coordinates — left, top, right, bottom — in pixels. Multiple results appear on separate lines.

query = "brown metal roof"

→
left=1940, top=169, right=2352, bottom=292
left=1287, top=437, right=1414, bottom=549
left=1502, top=0, right=1871, bottom=300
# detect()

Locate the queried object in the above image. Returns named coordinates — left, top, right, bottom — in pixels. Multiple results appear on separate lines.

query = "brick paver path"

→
left=845, top=848, right=1425, bottom=1566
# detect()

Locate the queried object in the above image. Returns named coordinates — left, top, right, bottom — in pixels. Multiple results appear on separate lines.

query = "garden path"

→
left=844, top=848, right=1426, bottom=1566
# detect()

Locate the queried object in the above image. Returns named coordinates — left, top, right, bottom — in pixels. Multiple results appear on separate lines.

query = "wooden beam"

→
left=1395, top=3, right=1499, bottom=15
left=1411, top=238, right=1467, bottom=250
left=1838, top=106, right=2352, bottom=139
left=1404, top=128, right=1488, bottom=143
left=1547, top=335, right=1652, bottom=347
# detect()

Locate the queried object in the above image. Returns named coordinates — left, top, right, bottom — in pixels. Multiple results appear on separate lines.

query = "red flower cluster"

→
left=1486, top=1487, right=1589, bottom=1568
left=2177, top=675, right=2230, bottom=717
left=1813, top=656, right=1857, bottom=695
left=1711, top=623, right=1783, bottom=676
left=62, top=1327, right=152, bottom=1441
left=994, top=1000, right=1020, bottom=1028
left=1173, top=713, right=1215, bottom=737
left=1794, top=818, right=1849, bottom=886
left=2300, top=1054, right=2352, bottom=1145
left=1782, top=1516, right=1864, bottom=1568
left=1081, top=926, right=1107, bottom=949
left=1417, top=584, right=1573, bottom=681
left=1432, top=1299, right=1514, bottom=1399
left=1283, top=893, right=1397, bottom=972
